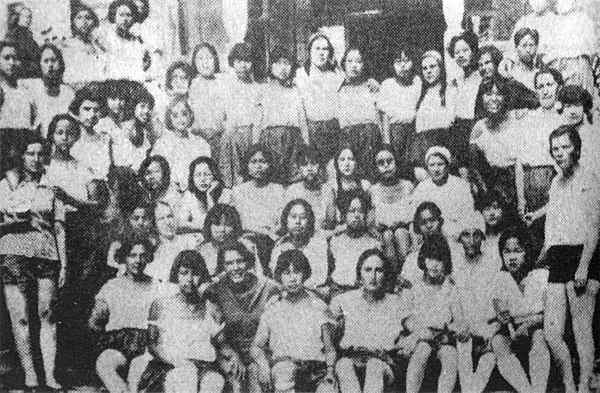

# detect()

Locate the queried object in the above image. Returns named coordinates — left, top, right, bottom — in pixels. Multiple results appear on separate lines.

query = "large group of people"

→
left=0, top=0, right=600, bottom=392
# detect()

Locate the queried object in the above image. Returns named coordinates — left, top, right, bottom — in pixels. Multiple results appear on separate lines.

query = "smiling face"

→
left=422, top=56, right=441, bottom=85
left=223, top=249, right=248, bottom=284
left=453, top=39, right=473, bottom=69
left=502, top=237, right=526, bottom=274
left=360, top=255, right=386, bottom=292
left=536, top=73, right=559, bottom=110
left=125, top=244, right=150, bottom=277
left=193, top=162, right=214, bottom=192
left=482, top=84, right=505, bottom=115
left=337, top=149, right=356, bottom=178
left=310, top=37, right=330, bottom=69
left=375, top=150, right=396, bottom=181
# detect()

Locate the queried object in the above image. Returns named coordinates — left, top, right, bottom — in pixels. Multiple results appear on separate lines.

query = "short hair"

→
left=241, top=144, right=275, bottom=182
left=549, top=124, right=582, bottom=163
left=130, top=86, right=155, bottom=110
left=188, top=156, right=222, bottom=194
left=164, top=97, right=194, bottom=130
left=203, top=204, right=243, bottom=241
left=46, top=113, right=80, bottom=144
left=499, top=226, right=533, bottom=273
left=296, top=144, right=322, bottom=167
left=115, top=238, right=154, bottom=265
left=304, top=33, right=336, bottom=74
left=557, top=85, right=594, bottom=124
left=413, top=201, right=444, bottom=236
left=476, top=188, right=507, bottom=213
left=69, top=88, right=101, bottom=115
left=228, top=42, right=253, bottom=68
left=191, top=42, right=220, bottom=76
left=39, top=43, right=66, bottom=79
left=216, top=241, right=256, bottom=274
left=513, top=27, right=539, bottom=47
left=269, top=45, right=296, bottom=80
left=534, top=67, right=564, bottom=89
left=392, top=44, right=418, bottom=63
left=278, top=199, right=316, bottom=238
left=70, top=5, right=100, bottom=34
left=373, top=144, right=401, bottom=181
left=273, top=249, right=312, bottom=283
left=417, top=233, right=452, bottom=275
left=340, top=189, right=372, bottom=220
left=476, top=45, right=503, bottom=68
left=107, top=0, right=138, bottom=24
left=14, top=134, right=49, bottom=163
left=138, top=155, right=171, bottom=192
left=133, top=0, right=149, bottom=22
left=165, top=61, right=193, bottom=91
left=356, top=248, right=393, bottom=287
left=481, top=76, right=512, bottom=116
left=169, top=250, right=211, bottom=284
left=448, top=31, right=479, bottom=58
left=103, top=79, right=130, bottom=101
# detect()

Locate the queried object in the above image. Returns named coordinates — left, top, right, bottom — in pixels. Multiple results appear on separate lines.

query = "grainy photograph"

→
left=0, top=0, right=599, bottom=391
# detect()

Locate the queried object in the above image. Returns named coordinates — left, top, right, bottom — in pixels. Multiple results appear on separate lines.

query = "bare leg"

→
left=406, top=342, right=432, bottom=393
left=271, top=360, right=296, bottom=392
left=164, top=362, right=198, bottom=393
left=363, top=358, right=393, bottom=393
left=3, top=284, right=38, bottom=387
left=335, top=357, right=361, bottom=393
left=437, top=345, right=458, bottom=393
left=37, top=278, right=60, bottom=389
left=199, top=371, right=225, bottom=393
left=492, top=334, right=531, bottom=393
left=247, top=362, right=262, bottom=393
left=529, top=329, right=550, bottom=393
left=96, top=349, right=128, bottom=393
left=127, top=352, right=151, bottom=392
left=471, top=352, right=495, bottom=393
left=456, top=339, right=473, bottom=392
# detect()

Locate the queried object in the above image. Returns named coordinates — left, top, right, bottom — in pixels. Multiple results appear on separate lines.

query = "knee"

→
left=382, top=230, right=395, bottom=243
left=365, top=358, right=387, bottom=376
left=394, top=228, right=410, bottom=243
left=544, top=326, right=564, bottom=348
left=531, top=330, right=548, bottom=349
left=96, top=349, right=123, bottom=373
left=411, top=343, right=432, bottom=364
left=200, top=371, right=225, bottom=392
left=165, top=363, right=198, bottom=390
left=438, top=347, right=458, bottom=369
left=335, top=357, right=354, bottom=375
left=491, top=335, right=512, bottom=357
left=271, top=361, right=296, bottom=391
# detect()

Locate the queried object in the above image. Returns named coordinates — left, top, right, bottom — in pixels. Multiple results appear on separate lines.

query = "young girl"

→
left=137, top=155, right=181, bottom=208
left=252, top=250, right=336, bottom=392
left=152, top=97, right=211, bottom=192
left=257, top=46, right=308, bottom=184
left=337, top=48, right=383, bottom=180
left=177, top=157, right=232, bottom=234
left=369, top=145, right=414, bottom=268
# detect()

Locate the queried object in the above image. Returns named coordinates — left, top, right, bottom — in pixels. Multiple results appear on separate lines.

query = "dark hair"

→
left=132, top=0, right=149, bottom=22
left=188, top=156, right=224, bottom=208
left=273, top=249, right=312, bottom=283
left=448, top=31, right=479, bottom=59
left=476, top=45, right=503, bottom=68
left=242, top=144, right=275, bottom=182
left=103, top=78, right=130, bottom=102
left=14, top=134, right=49, bottom=163
left=333, top=145, right=365, bottom=213
left=164, top=96, right=194, bottom=130
left=392, top=44, right=417, bottom=63
left=70, top=5, right=100, bottom=35
left=115, top=238, right=154, bottom=265
left=107, top=0, right=139, bottom=24
left=203, top=204, right=243, bottom=242
left=373, top=144, right=401, bottom=182
left=534, top=67, right=564, bottom=89
left=278, top=199, right=316, bottom=238
left=131, top=86, right=155, bottom=109
left=557, top=85, right=594, bottom=124
left=169, top=250, right=211, bottom=284
left=0, top=41, right=17, bottom=55
left=39, top=43, right=66, bottom=79
left=340, top=47, right=369, bottom=81
left=216, top=240, right=256, bottom=274
left=138, top=155, right=171, bottom=195
left=46, top=113, right=80, bottom=144
left=356, top=248, right=393, bottom=288
left=481, top=76, right=512, bottom=117
left=499, top=226, right=533, bottom=275
left=417, top=51, right=447, bottom=109
left=549, top=124, right=582, bottom=163
left=296, top=144, right=322, bottom=167
left=68, top=88, right=101, bottom=115
left=191, top=42, right=220, bottom=76
left=228, top=42, right=253, bottom=68
left=269, top=45, right=296, bottom=81
left=413, top=201, right=444, bottom=236
left=477, top=188, right=506, bottom=212
left=417, top=233, right=452, bottom=275
left=340, top=189, right=372, bottom=221
left=304, top=33, right=336, bottom=74
left=165, top=61, right=193, bottom=91
left=513, top=27, right=539, bottom=47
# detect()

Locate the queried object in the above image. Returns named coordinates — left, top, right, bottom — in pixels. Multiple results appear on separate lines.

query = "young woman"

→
left=377, top=46, right=421, bottom=165
left=177, top=157, right=232, bottom=234
left=0, top=135, right=61, bottom=389
left=5, top=3, right=39, bottom=79
left=129, top=87, right=161, bottom=147
left=270, top=199, right=329, bottom=294
left=369, top=145, right=414, bottom=268
left=220, top=43, right=262, bottom=188
left=152, top=60, right=195, bottom=122
left=510, top=0, right=556, bottom=61
left=151, top=97, right=212, bottom=191
left=205, top=241, right=281, bottom=393
left=330, top=249, right=405, bottom=393
left=542, top=125, right=600, bottom=393
left=252, top=250, right=336, bottom=392
left=231, top=146, right=285, bottom=276
left=136, top=155, right=180, bottom=207
left=479, top=190, right=512, bottom=272
left=256, top=46, right=308, bottom=184
left=0, top=41, right=35, bottom=130
left=188, top=43, right=226, bottom=161
left=337, top=48, right=383, bottom=180
left=501, top=28, right=540, bottom=91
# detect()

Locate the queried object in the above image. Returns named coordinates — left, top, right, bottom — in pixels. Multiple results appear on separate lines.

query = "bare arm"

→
left=88, top=299, right=110, bottom=332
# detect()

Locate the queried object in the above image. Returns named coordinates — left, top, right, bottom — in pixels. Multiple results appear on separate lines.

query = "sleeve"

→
left=95, top=281, right=112, bottom=304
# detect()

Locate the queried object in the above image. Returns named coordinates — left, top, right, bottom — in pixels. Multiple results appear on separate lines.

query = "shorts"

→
left=272, top=358, right=328, bottom=392
left=95, top=328, right=148, bottom=362
left=1, top=255, right=60, bottom=285
left=138, top=358, right=219, bottom=392
left=339, top=347, right=402, bottom=379
left=547, top=245, right=600, bottom=284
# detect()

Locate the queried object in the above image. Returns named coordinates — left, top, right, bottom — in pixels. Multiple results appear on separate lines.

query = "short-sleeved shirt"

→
left=514, top=109, right=562, bottom=167
left=145, top=235, right=198, bottom=283
left=270, top=233, right=329, bottom=288
left=284, top=182, right=328, bottom=228
left=400, top=278, right=454, bottom=331
left=96, top=276, right=156, bottom=331
left=232, top=182, right=285, bottom=236
left=415, top=85, right=456, bottom=133
left=188, top=77, right=226, bottom=131
left=370, top=180, right=414, bottom=227
left=294, top=67, right=343, bottom=122
left=376, top=77, right=421, bottom=124
left=24, top=80, right=75, bottom=138
left=471, top=115, right=520, bottom=168
left=96, top=117, right=151, bottom=170
left=71, top=130, right=112, bottom=179
left=329, top=232, right=382, bottom=286
left=0, top=81, right=35, bottom=129
left=221, top=77, right=261, bottom=129
left=337, top=82, right=380, bottom=129
left=498, top=269, right=548, bottom=321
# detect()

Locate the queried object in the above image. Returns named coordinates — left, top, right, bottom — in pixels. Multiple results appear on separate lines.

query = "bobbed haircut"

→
left=549, top=124, right=582, bottom=163
left=103, top=78, right=130, bottom=101
left=513, top=27, right=539, bottom=47
left=273, top=249, right=312, bottom=283
left=228, top=42, right=253, bottom=68
left=413, top=201, right=444, bottom=236
left=534, top=67, right=564, bottom=89
left=115, top=238, right=154, bottom=265
left=164, top=96, right=194, bottom=130
left=340, top=188, right=372, bottom=219
left=169, top=250, right=211, bottom=284
left=203, top=204, right=244, bottom=242
left=448, top=31, right=479, bottom=59
left=269, top=45, right=296, bottom=80
left=215, top=240, right=256, bottom=274
left=191, top=42, right=220, bottom=75
left=557, top=85, right=594, bottom=124
left=39, top=43, right=66, bottom=79
left=296, top=144, right=322, bottom=167
left=241, top=144, right=275, bottom=181
left=138, top=155, right=171, bottom=192
left=107, top=0, right=139, bottom=24
left=356, top=248, right=393, bottom=287
left=476, top=45, right=503, bottom=68
left=499, top=226, right=534, bottom=275
left=340, top=47, right=368, bottom=79
left=417, top=233, right=452, bottom=275
left=481, top=76, right=512, bottom=116
left=187, top=156, right=222, bottom=194
left=70, top=5, right=100, bottom=34
left=68, top=87, right=101, bottom=115
left=130, top=86, right=155, bottom=109
left=165, top=61, right=194, bottom=91
left=476, top=188, right=508, bottom=213
left=0, top=41, right=17, bottom=55
left=46, top=113, right=80, bottom=144
left=278, top=198, right=316, bottom=238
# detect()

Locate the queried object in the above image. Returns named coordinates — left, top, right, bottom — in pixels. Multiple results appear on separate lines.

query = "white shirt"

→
left=451, top=71, right=482, bottom=120
left=514, top=109, right=562, bottom=167
left=377, top=77, right=421, bottom=124
left=0, top=81, right=34, bottom=129
left=415, top=84, right=456, bottom=133
left=295, top=67, right=343, bottom=121
left=270, top=232, right=329, bottom=288
left=546, top=11, right=598, bottom=61
left=337, top=82, right=380, bottom=128
left=24, top=80, right=75, bottom=138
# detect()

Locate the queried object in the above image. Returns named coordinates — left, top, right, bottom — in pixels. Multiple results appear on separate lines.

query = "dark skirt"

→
left=272, top=358, right=329, bottom=393
left=446, top=118, right=475, bottom=168
left=259, top=126, right=303, bottom=184
left=340, top=123, right=382, bottom=180
left=219, top=125, right=253, bottom=188
left=389, top=122, right=414, bottom=168
left=95, top=328, right=148, bottom=362
left=138, top=358, right=219, bottom=392
left=407, top=128, right=446, bottom=167
left=523, top=165, right=555, bottom=212
left=307, top=119, right=340, bottom=165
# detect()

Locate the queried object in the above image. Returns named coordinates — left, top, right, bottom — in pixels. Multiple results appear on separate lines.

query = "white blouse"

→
left=415, top=84, right=456, bottom=133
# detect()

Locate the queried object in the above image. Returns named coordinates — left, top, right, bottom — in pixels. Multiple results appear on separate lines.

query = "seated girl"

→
left=137, top=155, right=181, bottom=208
left=252, top=250, right=336, bottom=392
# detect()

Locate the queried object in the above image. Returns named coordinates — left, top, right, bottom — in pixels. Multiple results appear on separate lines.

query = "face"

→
left=78, top=100, right=100, bottom=128
left=337, top=149, right=356, bottom=177
left=125, top=244, right=149, bottom=277
left=23, top=143, right=45, bottom=174
left=0, top=46, right=18, bottom=77
left=169, top=102, right=192, bottom=131
left=223, top=250, right=248, bottom=284
left=562, top=103, right=584, bottom=125
left=375, top=150, right=396, bottom=180
left=247, top=151, right=269, bottom=181
left=193, top=162, right=214, bottom=192
left=460, top=228, right=483, bottom=258
left=280, top=264, right=304, bottom=293
left=516, top=35, right=537, bottom=65
left=360, top=255, right=386, bottom=292
left=210, top=217, right=235, bottom=243
left=40, top=48, right=61, bottom=80
left=107, top=96, right=125, bottom=118
left=114, top=5, right=134, bottom=31
left=551, top=134, right=576, bottom=171
left=453, top=40, right=473, bottom=69
left=478, top=52, right=496, bottom=81
left=502, top=237, right=526, bottom=274
left=425, top=258, right=446, bottom=284
left=144, top=161, right=164, bottom=190
left=134, top=101, right=152, bottom=123
left=300, top=160, right=320, bottom=183
left=170, top=68, right=190, bottom=94
left=233, top=59, right=252, bottom=81
left=482, top=84, right=505, bottom=114
left=73, top=9, right=96, bottom=36
left=52, top=119, right=79, bottom=152
left=155, top=204, right=177, bottom=238
left=536, top=73, right=559, bottom=110
left=417, top=209, right=442, bottom=237
left=287, top=204, right=309, bottom=237
left=426, top=155, right=448, bottom=184
left=482, top=202, right=503, bottom=228
left=194, top=47, right=216, bottom=78
left=422, top=56, right=441, bottom=85
left=344, top=50, right=363, bottom=80
left=271, top=58, right=292, bottom=81
left=393, top=52, right=413, bottom=80
left=346, top=198, right=366, bottom=230
left=129, top=207, right=152, bottom=234
left=18, top=8, right=32, bottom=28
left=310, top=38, right=330, bottom=69
left=177, top=266, right=201, bottom=294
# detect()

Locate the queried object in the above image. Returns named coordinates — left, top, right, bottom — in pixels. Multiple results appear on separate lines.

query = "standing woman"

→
left=0, top=135, right=61, bottom=389
left=542, top=125, right=600, bottom=393
left=5, top=4, right=39, bottom=79
left=294, top=33, right=343, bottom=167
